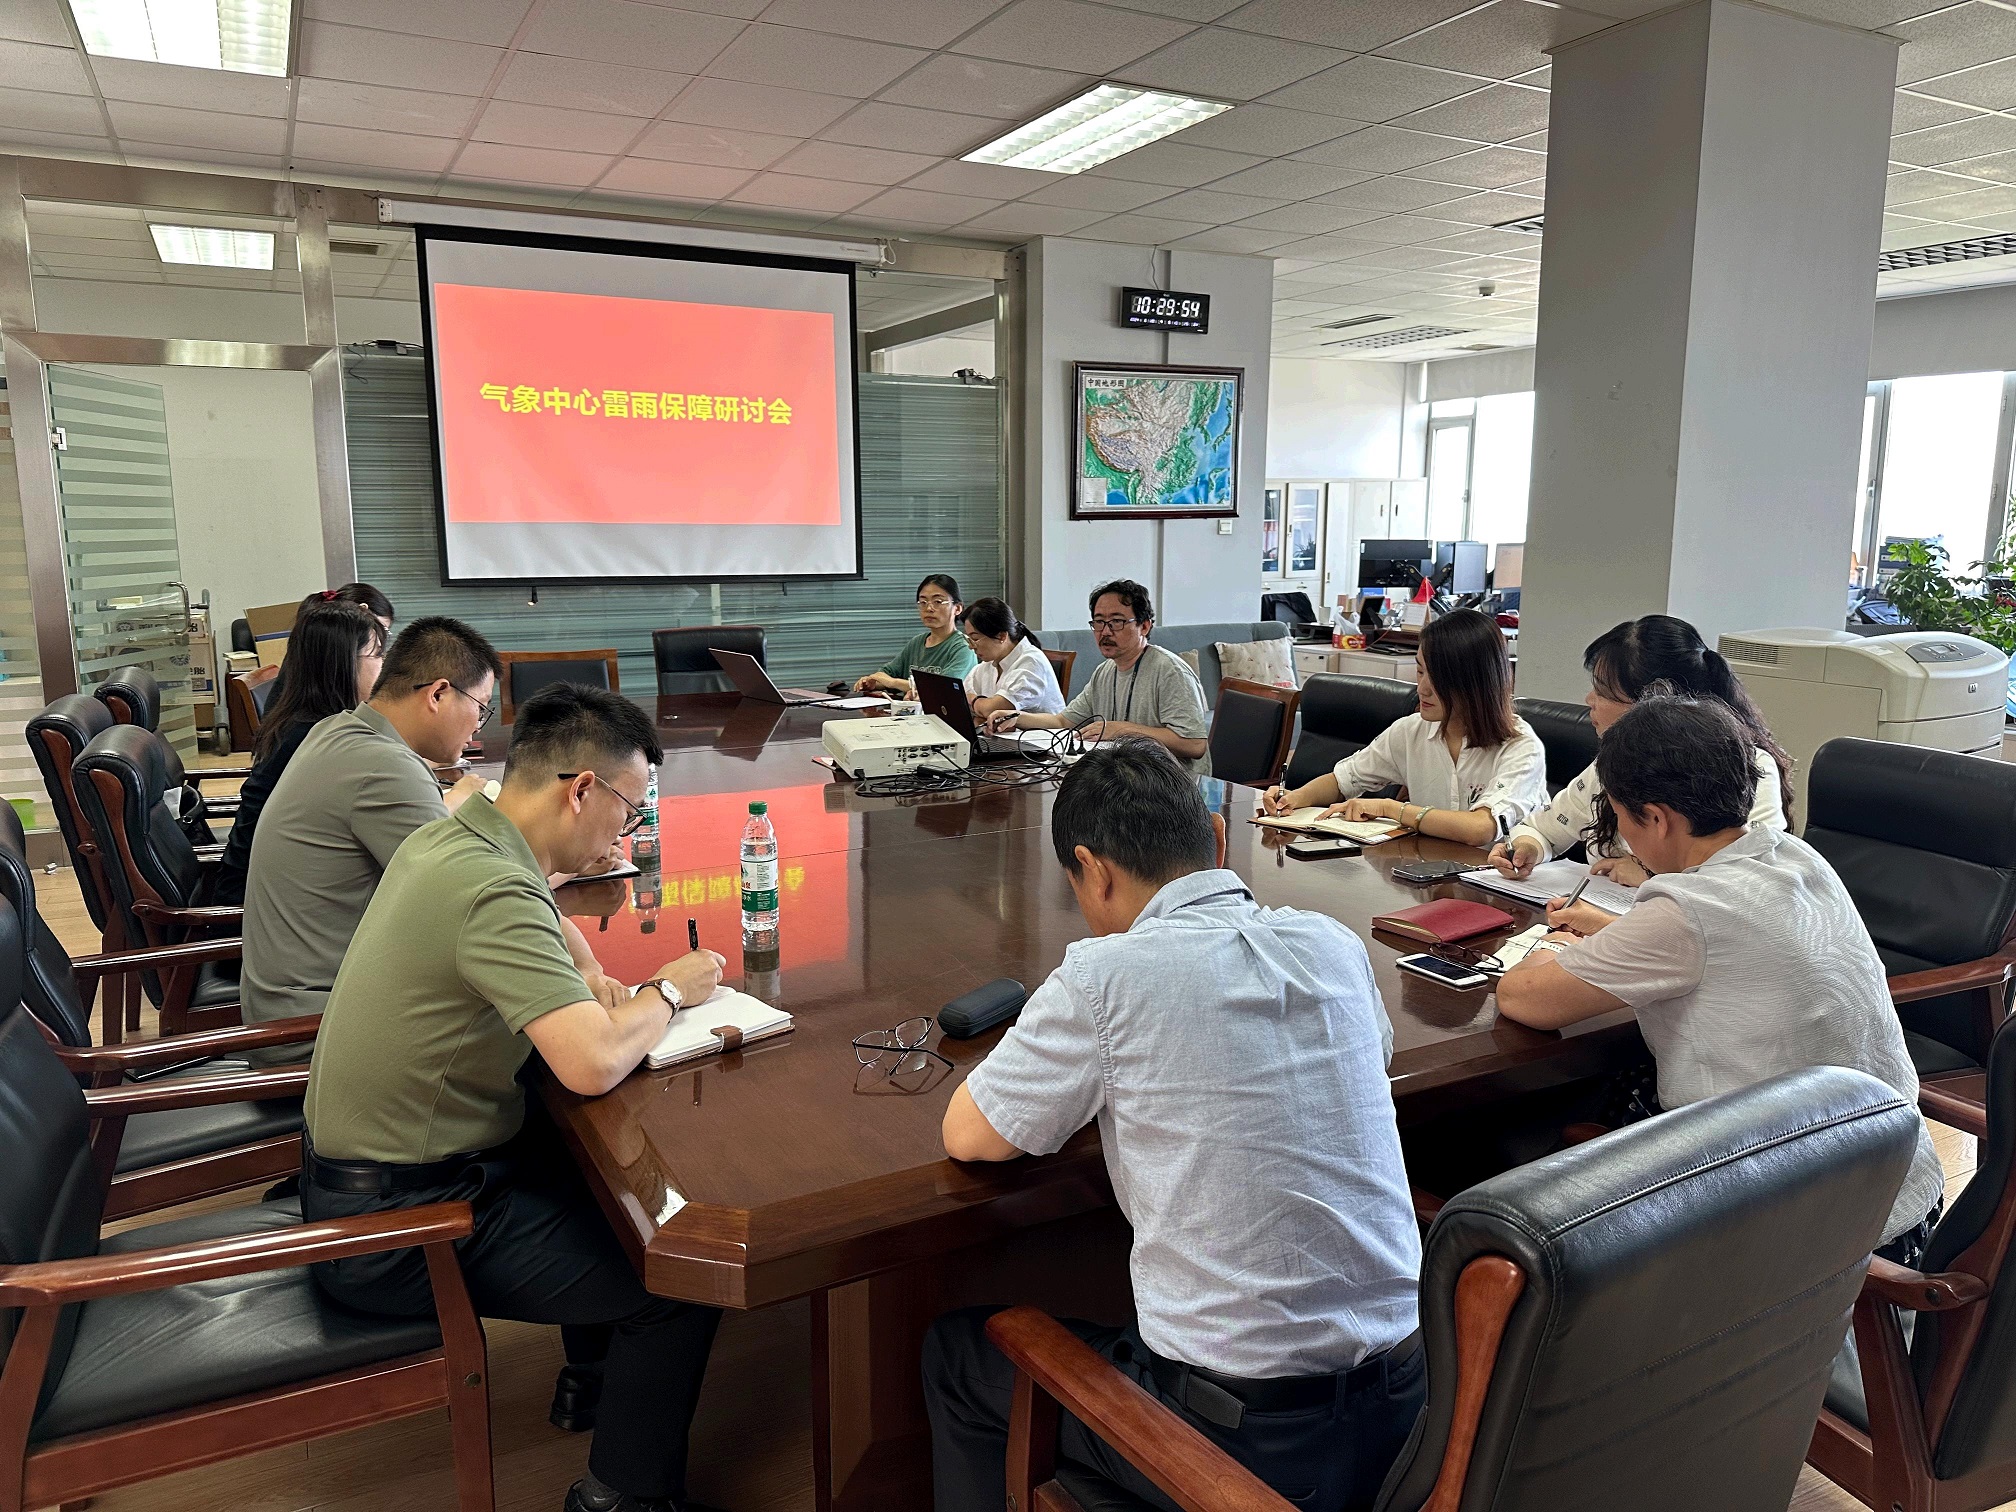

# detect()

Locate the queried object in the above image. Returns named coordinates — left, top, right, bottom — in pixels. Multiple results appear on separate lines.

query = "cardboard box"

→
left=245, top=601, right=300, bottom=669
left=186, top=630, right=216, bottom=698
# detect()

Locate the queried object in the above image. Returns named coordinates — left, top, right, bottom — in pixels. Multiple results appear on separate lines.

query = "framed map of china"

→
left=1072, top=362, right=1242, bottom=521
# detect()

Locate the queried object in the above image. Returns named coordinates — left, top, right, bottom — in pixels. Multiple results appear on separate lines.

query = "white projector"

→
left=822, top=714, right=970, bottom=779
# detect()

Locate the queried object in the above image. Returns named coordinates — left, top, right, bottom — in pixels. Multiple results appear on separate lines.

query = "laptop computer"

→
left=711, top=647, right=830, bottom=705
left=913, top=668, right=1035, bottom=761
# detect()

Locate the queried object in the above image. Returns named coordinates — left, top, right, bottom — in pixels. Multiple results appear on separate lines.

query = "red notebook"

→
left=1371, top=897, right=1516, bottom=945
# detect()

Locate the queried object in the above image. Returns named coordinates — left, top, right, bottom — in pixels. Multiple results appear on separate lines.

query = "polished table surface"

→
left=534, top=696, right=1639, bottom=1312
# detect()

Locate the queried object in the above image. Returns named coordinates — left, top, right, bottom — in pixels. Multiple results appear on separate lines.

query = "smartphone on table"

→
left=1395, top=952, right=1491, bottom=991
left=1287, top=838, right=1362, bottom=860
left=1391, top=859, right=1467, bottom=884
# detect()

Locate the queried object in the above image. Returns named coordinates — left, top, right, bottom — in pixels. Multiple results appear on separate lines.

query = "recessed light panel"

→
left=963, top=84, right=1231, bottom=176
left=150, top=225, right=275, bottom=269
left=70, top=0, right=292, bottom=76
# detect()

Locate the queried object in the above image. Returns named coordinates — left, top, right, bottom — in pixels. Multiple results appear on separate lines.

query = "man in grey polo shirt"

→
left=241, top=615, right=500, bottom=1049
left=924, top=741, right=1424, bottom=1512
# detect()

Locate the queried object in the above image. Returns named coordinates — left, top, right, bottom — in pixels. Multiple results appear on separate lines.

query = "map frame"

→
left=1070, top=361, right=1243, bottom=521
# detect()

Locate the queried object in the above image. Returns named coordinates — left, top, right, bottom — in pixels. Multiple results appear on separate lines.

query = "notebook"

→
left=1458, top=860, right=1639, bottom=917
left=645, top=986, right=794, bottom=1069
left=1371, top=897, right=1517, bottom=944
left=1251, top=807, right=1402, bottom=844
left=1489, top=925, right=1553, bottom=973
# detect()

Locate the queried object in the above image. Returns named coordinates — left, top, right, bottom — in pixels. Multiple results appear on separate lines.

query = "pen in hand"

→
left=688, top=917, right=700, bottom=953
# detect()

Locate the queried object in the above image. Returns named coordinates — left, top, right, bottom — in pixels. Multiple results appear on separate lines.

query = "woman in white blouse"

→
left=1486, top=614, right=1792, bottom=885
left=961, top=597, right=1065, bottom=718
left=1262, top=608, right=1545, bottom=847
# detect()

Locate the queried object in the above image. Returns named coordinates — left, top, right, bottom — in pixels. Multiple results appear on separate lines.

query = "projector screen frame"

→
left=415, top=222, right=866, bottom=587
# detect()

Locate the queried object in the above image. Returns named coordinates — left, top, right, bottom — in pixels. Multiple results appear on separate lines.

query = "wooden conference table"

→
left=506, top=694, right=1640, bottom=1512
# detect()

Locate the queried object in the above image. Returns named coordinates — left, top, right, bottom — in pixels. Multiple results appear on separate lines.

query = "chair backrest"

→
left=1282, top=674, right=1417, bottom=790
left=500, top=649, right=620, bottom=723
left=230, top=617, right=255, bottom=653
left=72, top=724, right=205, bottom=939
left=1908, top=1010, right=2016, bottom=1481
left=1377, top=1066, right=1924, bottom=1512
left=1512, top=696, right=1599, bottom=794
left=224, top=669, right=274, bottom=754
left=26, top=696, right=117, bottom=934
left=1041, top=647, right=1077, bottom=700
left=0, top=806, right=89, bottom=1048
left=1208, top=678, right=1299, bottom=788
left=1804, top=738, right=2016, bottom=1066
left=1261, top=591, right=1317, bottom=626
left=653, top=626, right=765, bottom=695
left=95, top=666, right=161, bottom=732
left=0, top=894, right=101, bottom=1400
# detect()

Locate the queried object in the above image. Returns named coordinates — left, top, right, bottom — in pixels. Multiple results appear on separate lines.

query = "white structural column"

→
left=1517, top=0, right=1898, bottom=700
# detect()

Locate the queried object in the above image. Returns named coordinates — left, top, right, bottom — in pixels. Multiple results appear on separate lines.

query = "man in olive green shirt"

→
left=304, top=684, right=726, bottom=1512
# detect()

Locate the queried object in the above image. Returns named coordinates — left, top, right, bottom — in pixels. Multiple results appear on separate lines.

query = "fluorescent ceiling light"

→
left=69, top=0, right=292, bottom=76
left=150, top=224, right=274, bottom=268
left=963, top=84, right=1231, bottom=175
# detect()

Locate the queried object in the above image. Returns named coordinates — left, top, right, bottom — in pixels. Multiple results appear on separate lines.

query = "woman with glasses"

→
left=962, top=596, right=1064, bottom=718
left=1262, top=607, right=1545, bottom=848
left=854, top=573, right=978, bottom=698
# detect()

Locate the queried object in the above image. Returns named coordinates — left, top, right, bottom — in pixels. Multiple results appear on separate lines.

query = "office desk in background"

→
left=523, top=696, right=1640, bottom=1512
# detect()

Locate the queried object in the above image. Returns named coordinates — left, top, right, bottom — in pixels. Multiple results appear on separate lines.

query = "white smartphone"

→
left=1395, top=952, right=1490, bottom=991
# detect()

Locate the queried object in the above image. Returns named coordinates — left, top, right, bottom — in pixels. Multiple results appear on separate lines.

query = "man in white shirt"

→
left=1497, top=695, right=1945, bottom=1255
left=924, top=740, right=1424, bottom=1512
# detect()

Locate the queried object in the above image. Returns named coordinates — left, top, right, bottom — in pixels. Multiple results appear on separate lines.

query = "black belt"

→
left=301, top=1135, right=504, bottom=1196
left=1146, top=1331, right=1422, bottom=1432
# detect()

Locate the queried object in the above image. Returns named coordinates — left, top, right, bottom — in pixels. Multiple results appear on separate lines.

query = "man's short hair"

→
left=1088, top=579, right=1154, bottom=625
left=377, top=615, right=503, bottom=696
left=1594, top=695, right=1758, bottom=840
left=503, top=683, right=663, bottom=785
left=1051, top=738, right=1213, bottom=884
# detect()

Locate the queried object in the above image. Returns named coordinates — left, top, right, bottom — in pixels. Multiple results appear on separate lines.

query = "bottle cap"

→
left=749, top=800, right=767, bottom=815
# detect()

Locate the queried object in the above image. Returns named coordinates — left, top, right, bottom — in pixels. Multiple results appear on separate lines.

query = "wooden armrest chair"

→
left=1208, top=679, right=1300, bottom=789
left=992, top=1066, right=1924, bottom=1512
left=1043, top=647, right=1078, bottom=700
left=225, top=664, right=279, bottom=752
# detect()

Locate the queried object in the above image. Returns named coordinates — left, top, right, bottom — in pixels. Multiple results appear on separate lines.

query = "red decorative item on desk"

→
left=1372, top=897, right=1517, bottom=944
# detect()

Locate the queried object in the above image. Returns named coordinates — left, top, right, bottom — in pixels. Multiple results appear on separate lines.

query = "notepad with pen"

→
left=645, top=986, right=794, bottom=1069
left=1251, top=806, right=1401, bottom=843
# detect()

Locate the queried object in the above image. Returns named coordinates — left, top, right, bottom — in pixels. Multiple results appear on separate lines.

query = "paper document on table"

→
left=1489, top=925, right=1552, bottom=973
left=823, top=696, right=888, bottom=709
left=645, top=986, right=794, bottom=1070
left=1252, top=807, right=1402, bottom=844
left=1459, top=860, right=1639, bottom=916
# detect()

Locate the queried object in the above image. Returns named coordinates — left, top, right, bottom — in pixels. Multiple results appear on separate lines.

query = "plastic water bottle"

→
left=740, top=800, right=779, bottom=950
left=633, top=764, right=661, bottom=867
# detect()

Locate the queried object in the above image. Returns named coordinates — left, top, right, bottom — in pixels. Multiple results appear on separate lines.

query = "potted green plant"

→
left=1881, top=540, right=2016, bottom=655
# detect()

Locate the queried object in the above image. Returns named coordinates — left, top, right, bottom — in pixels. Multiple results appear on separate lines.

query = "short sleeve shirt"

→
left=304, top=795, right=590, bottom=1164
left=1329, top=713, right=1548, bottom=840
left=880, top=632, right=977, bottom=682
left=1062, top=645, right=1210, bottom=764
left=964, top=637, right=1065, bottom=714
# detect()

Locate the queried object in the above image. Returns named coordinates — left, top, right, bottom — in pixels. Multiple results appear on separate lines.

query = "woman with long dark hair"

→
left=854, top=573, right=978, bottom=697
left=211, top=599, right=387, bottom=907
left=1263, top=607, right=1545, bottom=846
left=1488, top=613, right=1792, bottom=884
left=960, top=596, right=1062, bottom=718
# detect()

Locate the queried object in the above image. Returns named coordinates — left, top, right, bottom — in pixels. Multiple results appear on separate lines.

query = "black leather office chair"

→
left=95, top=666, right=160, bottom=732
left=1513, top=695, right=1599, bottom=794
left=72, top=724, right=242, bottom=1036
left=1803, top=738, right=2016, bottom=1130
left=230, top=616, right=254, bottom=653
left=0, top=898, right=494, bottom=1512
left=653, top=625, right=767, bottom=695
left=26, top=695, right=120, bottom=946
left=1207, top=680, right=1299, bottom=788
left=1260, top=591, right=1317, bottom=627
left=93, top=667, right=240, bottom=841
left=498, top=649, right=619, bottom=724
left=1281, top=674, right=1416, bottom=790
left=991, top=1065, right=1923, bottom=1512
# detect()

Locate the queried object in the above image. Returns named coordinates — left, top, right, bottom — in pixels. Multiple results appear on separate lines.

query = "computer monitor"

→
left=1493, top=543, right=1524, bottom=590
left=1358, top=538, right=1434, bottom=590
left=1434, top=541, right=1487, bottom=596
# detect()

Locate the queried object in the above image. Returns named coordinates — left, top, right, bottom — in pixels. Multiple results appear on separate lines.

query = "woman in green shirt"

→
left=855, top=572, right=978, bottom=696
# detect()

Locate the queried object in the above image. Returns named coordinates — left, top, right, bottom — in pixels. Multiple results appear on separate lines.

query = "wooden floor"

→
left=31, top=862, right=2007, bottom=1512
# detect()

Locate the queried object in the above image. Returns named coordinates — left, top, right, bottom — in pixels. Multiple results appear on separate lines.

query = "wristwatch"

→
left=642, top=978, right=682, bottom=1011
left=1531, top=939, right=1569, bottom=956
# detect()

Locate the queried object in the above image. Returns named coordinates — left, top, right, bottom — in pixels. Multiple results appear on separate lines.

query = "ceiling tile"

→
left=106, top=101, right=288, bottom=152
left=0, top=37, right=89, bottom=93
left=0, top=85, right=103, bottom=135
left=953, top=0, right=1194, bottom=72
left=725, top=171, right=884, bottom=210
left=1171, top=224, right=1299, bottom=251
left=1424, top=225, right=1540, bottom=255
left=877, top=54, right=1093, bottom=119
left=1313, top=172, right=1470, bottom=212
left=493, top=54, right=690, bottom=116
left=1165, top=101, right=1360, bottom=154
left=852, top=186, right=1001, bottom=223
left=1235, top=200, right=1383, bottom=232
left=1142, top=184, right=1288, bottom=219
left=1377, top=0, right=1608, bottom=81
left=297, top=79, right=479, bottom=137
left=1217, top=0, right=1478, bottom=50
left=956, top=202, right=1108, bottom=234
left=631, top=119, right=801, bottom=168
left=1892, top=89, right=1985, bottom=136
left=1426, top=188, right=1542, bottom=225
left=596, top=156, right=753, bottom=198
left=451, top=141, right=614, bottom=186
left=1078, top=211, right=1215, bottom=241
left=1112, top=25, right=1349, bottom=100
left=300, top=0, right=536, bottom=45
left=1263, top=55, right=1480, bottom=121
left=1095, top=0, right=1244, bottom=18
left=0, top=127, right=110, bottom=155
left=1404, top=143, right=1544, bottom=188
left=1923, top=57, right=2016, bottom=113
left=1894, top=3, right=2016, bottom=87
left=515, top=0, right=744, bottom=72
left=290, top=122, right=462, bottom=172
left=664, top=77, right=858, bottom=135
left=1884, top=166, right=1983, bottom=204
left=1020, top=174, right=1185, bottom=210
left=473, top=99, right=644, bottom=154
left=1291, top=122, right=1466, bottom=171
left=1937, top=151, right=2016, bottom=185
left=817, top=101, right=1003, bottom=153
left=1084, top=138, right=1263, bottom=184
left=121, top=142, right=286, bottom=169
left=902, top=158, right=1060, bottom=195
left=1891, top=115, right=2016, bottom=167
left=1268, top=231, right=1392, bottom=257
left=1912, top=185, right=2016, bottom=222
left=1339, top=242, right=1464, bottom=269
left=89, top=57, right=293, bottom=114
left=771, top=139, right=940, bottom=183
left=299, top=22, right=503, bottom=93
left=0, top=0, right=69, bottom=46
left=1205, top=155, right=1379, bottom=195
left=704, top=23, right=926, bottom=93
left=1397, top=81, right=1549, bottom=142
left=754, top=0, right=1011, bottom=47
left=644, top=0, right=769, bottom=16
left=1324, top=211, right=1465, bottom=243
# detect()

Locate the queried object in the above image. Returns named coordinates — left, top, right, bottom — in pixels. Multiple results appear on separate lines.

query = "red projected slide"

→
left=431, top=282, right=842, bottom=527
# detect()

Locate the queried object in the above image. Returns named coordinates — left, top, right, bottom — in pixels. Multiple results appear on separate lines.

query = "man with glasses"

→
left=243, top=615, right=504, bottom=1056
left=303, top=683, right=727, bottom=1512
left=985, top=579, right=1209, bottom=768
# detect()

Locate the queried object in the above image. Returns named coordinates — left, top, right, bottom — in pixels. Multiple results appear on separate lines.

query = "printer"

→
left=1717, top=628, right=2007, bottom=817
left=821, top=713, right=970, bottom=780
